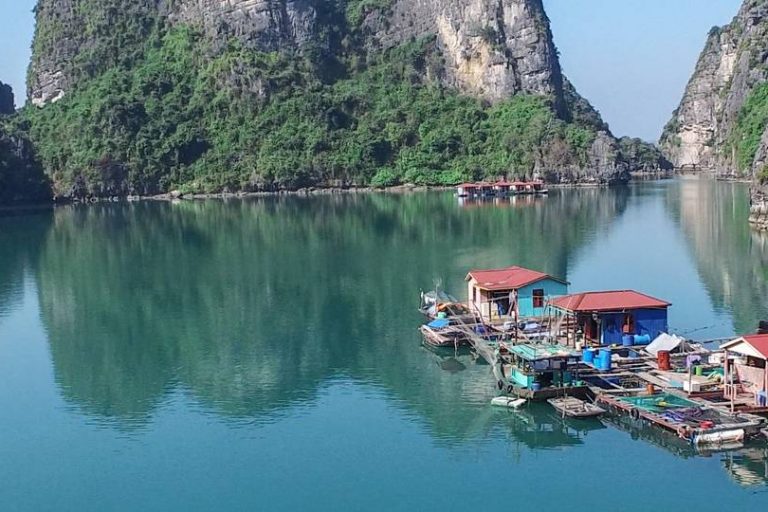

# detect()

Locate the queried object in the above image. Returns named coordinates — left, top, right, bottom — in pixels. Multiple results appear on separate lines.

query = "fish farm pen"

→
left=418, top=265, right=768, bottom=454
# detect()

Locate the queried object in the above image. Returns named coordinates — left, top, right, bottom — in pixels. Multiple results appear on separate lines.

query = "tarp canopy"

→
left=427, top=318, right=450, bottom=329
left=645, top=333, right=686, bottom=356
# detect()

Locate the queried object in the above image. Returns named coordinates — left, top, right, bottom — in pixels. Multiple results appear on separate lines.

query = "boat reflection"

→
left=723, top=446, right=768, bottom=487
left=497, top=402, right=606, bottom=450
left=457, top=195, right=546, bottom=208
left=603, top=410, right=768, bottom=487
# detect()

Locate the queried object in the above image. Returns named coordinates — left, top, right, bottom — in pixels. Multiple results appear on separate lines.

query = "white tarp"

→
left=645, top=333, right=686, bottom=356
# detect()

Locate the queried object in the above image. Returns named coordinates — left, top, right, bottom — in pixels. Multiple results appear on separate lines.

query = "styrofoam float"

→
left=491, top=397, right=527, bottom=409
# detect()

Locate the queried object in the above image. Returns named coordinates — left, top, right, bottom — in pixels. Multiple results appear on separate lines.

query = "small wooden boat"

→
left=419, top=323, right=469, bottom=348
left=548, top=397, right=605, bottom=418
left=491, top=396, right=527, bottom=409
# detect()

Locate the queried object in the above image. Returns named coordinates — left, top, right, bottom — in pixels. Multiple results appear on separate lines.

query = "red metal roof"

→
left=739, top=334, right=768, bottom=359
left=550, top=290, right=670, bottom=312
left=466, top=266, right=565, bottom=291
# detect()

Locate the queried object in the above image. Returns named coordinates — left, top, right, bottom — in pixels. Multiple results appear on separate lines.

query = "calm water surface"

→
left=1, top=178, right=767, bottom=511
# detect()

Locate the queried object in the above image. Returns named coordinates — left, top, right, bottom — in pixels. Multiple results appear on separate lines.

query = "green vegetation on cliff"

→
left=729, top=82, right=768, bottom=172
left=618, top=137, right=672, bottom=172
left=0, top=127, right=51, bottom=205
left=0, top=82, right=51, bottom=205
left=23, top=24, right=607, bottom=197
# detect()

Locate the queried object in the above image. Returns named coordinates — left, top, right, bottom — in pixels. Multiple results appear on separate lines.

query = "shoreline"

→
left=0, top=176, right=671, bottom=212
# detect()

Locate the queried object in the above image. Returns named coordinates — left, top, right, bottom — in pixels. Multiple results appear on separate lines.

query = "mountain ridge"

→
left=5, top=0, right=666, bottom=202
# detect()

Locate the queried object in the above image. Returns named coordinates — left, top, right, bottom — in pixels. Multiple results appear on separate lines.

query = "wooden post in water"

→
left=726, top=350, right=735, bottom=413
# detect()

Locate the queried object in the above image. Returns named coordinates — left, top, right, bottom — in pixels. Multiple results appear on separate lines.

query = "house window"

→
left=532, top=289, right=545, bottom=308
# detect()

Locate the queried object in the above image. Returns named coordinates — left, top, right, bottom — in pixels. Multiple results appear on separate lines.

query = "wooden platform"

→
left=596, top=393, right=764, bottom=445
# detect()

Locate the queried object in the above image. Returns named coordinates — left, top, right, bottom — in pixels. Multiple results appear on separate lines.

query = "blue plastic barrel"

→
left=531, top=382, right=542, bottom=391
left=598, top=349, right=613, bottom=371
left=622, top=334, right=634, bottom=347
left=595, top=354, right=605, bottom=370
left=582, top=349, right=595, bottom=363
left=634, top=334, right=651, bottom=345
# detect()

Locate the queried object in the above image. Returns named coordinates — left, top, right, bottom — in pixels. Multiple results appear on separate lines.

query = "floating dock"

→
left=417, top=265, right=768, bottom=453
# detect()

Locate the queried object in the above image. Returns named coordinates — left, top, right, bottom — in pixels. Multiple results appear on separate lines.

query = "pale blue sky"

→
left=545, top=0, right=742, bottom=140
left=0, top=0, right=744, bottom=141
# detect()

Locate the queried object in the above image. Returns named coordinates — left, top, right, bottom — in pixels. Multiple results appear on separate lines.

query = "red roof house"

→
left=550, top=290, right=671, bottom=313
left=550, top=290, right=671, bottom=346
left=465, top=266, right=568, bottom=321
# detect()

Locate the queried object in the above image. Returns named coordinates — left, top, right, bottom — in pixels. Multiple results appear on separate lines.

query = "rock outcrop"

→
left=0, top=83, right=51, bottom=204
left=661, top=0, right=768, bottom=228
left=28, top=0, right=161, bottom=106
left=29, top=0, right=565, bottom=107
left=660, top=0, right=768, bottom=172
left=169, top=0, right=319, bottom=51
left=368, top=0, right=565, bottom=106
left=659, top=26, right=739, bottom=169
left=0, top=81, right=13, bottom=114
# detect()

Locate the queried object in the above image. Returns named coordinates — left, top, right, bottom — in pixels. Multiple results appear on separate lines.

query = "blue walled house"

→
left=551, top=290, right=670, bottom=346
left=466, top=266, right=568, bottom=322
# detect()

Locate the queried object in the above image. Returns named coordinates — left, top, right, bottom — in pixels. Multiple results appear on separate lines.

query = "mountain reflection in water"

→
left=0, top=181, right=767, bottom=509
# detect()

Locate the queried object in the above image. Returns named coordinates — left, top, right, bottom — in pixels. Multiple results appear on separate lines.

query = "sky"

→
left=0, top=0, right=745, bottom=141
left=545, top=0, right=742, bottom=140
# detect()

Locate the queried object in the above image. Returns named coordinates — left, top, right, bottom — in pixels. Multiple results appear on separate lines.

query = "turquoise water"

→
left=1, top=178, right=767, bottom=511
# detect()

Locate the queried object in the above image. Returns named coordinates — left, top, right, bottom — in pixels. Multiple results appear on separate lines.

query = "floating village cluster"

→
left=419, top=265, right=768, bottom=451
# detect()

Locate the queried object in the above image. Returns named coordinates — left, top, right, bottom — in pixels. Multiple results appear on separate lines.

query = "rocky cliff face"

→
left=366, top=0, right=564, bottom=106
left=661, top=0, right=768, bottom=228
left=0, top=81, right=13, bottom=115
left=169, top=0, right=318, bottom=49
left=28, top=0, right=162, bottom=106
left=659, top=27, right=739, bottom=169
left=660, top=0, right=768, bottom=172
left=29, top=0, right=564, bottom=107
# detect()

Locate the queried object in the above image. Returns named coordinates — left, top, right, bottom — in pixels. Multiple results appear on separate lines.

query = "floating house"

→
left=550, top=290, right=670, bottom=346
left=721, top=334, right=768, bottom=409
left=456, top=183, right=478, bottom=197
left=456, top=181, right=548, bottom=198
left=466, top=266, right=568, bottom=322
left=499, top=342, right=588, bottom=400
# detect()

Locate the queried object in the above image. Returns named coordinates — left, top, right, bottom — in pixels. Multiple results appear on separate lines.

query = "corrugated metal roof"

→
left=466, top=266, right=565, bottom=291
left=550, top=290, right=670, bottom=312
left=723, top=334, right=768, bottom=359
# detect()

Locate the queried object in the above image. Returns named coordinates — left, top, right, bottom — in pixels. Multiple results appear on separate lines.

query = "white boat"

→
left=547, top=397, right=605, bottom=418
left=491, top=396, right=527, bottom=409
left=693, top=429, right=745, bottom=447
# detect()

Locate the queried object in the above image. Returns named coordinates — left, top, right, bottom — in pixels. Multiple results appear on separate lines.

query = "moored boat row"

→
left=456, top=181, right=549, bottom=197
